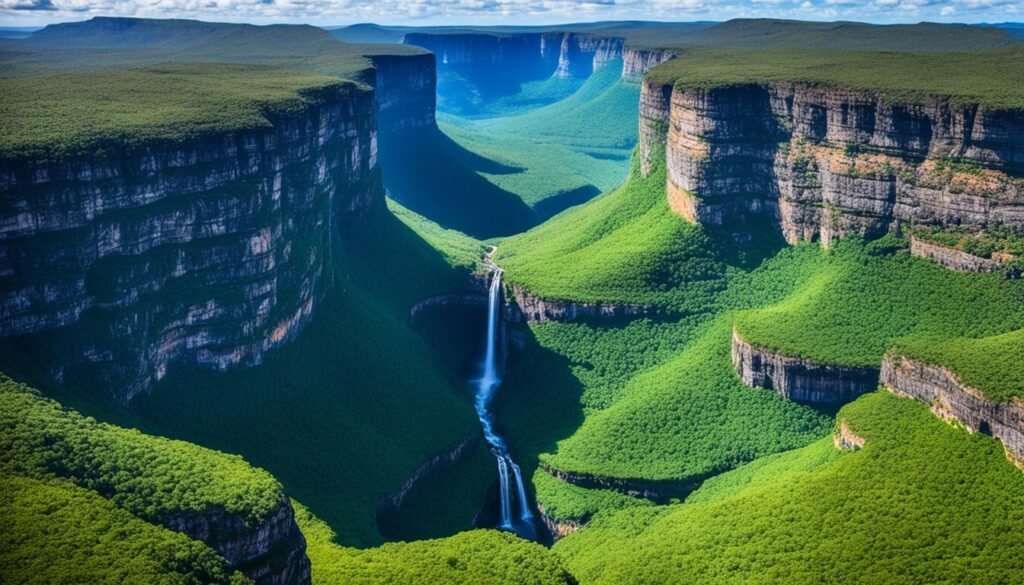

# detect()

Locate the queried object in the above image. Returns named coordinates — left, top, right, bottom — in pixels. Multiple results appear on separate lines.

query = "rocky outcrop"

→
left=554, top=33, right=624, bottom=79
left=731, top=328, right=880, bottom=404
left=882, top=354, right=1024, bottom=467
left=507, top=284, right=656, bottom=324
left=368, top=52, right=437, bottom=133
left=165, top=495, right=310, bottom=585
left=0, top=84, right=381, bottom=403
left=540, top=462, right=700, bottom=503
left=643, top=79, right=1024, bottom=244
left=376, top=434, right=478, bottom=517
left=537, top=503, right=585, bottom=541
left=833, top=419, right=866, bottom=450
left=622, top=46, right=677, bottom=81
left=909, top=236, right=1014, bottom=274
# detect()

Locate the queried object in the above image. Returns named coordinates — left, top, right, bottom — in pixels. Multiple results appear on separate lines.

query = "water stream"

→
left=474, top=264, right=536, bottom=539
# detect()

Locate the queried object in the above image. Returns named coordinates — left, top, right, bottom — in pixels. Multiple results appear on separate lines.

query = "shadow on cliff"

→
left=378, top=125, right=538, bottom=239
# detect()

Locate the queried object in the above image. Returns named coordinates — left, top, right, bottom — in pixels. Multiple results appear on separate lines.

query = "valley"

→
left=2, top=14, right=1024, bottom=585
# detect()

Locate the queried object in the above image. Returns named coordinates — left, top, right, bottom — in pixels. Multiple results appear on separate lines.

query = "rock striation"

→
left=0, top=85, right=381, bottom=403
left=882, top=354, right=1024, bottom=467
left=909, top=236, right=1015, bottom=274
left=640, top=80, right=1024, bottom=244
left=507, top=284, right=656, bottom=324
left=833, top=419, right=866, bottom=451
left=540, top=461, right=700, bottom=503
left=165, top=495, right=310, bottom=585
left=731, top=328, right=880, bottom=404
left=537, top=503, right=585, bottom=541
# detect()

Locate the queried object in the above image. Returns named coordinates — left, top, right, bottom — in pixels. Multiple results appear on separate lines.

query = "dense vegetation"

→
left=893, top=329, right=1024, bottom=403
left=296, top=503, right=573, bottom=584
left=0, top=17, right=423, bottom=160
left=496, top=154, right=729, bottom=311
left=733, top=236, right=1024, bottom=368
left=554, top=392, right=1024, bottom=584
left=647, top=44, right=1024, bottom=109
left=911, top=224, right=1024, bottom=262
left=1, top=474, right=249, bottom=585
left=0, top=374, right=282, bottom=524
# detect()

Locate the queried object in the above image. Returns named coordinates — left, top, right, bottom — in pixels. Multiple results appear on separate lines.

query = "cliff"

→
left=731, top=328, right=880, bottom=404
left=507, top=284, right=656, bottom=324
left=376, top=434, right=478, bottom=522
left=909, top=236, right=1016, bottom=274
left=882, top=354, right=1024, bottom=467
left=405, top=31, right=676, bottom=84
left=0, top=85, right=380, bottom=403
left=368, top=51, right=437, bottom=133
left=641, top=79, right=1024, bottom=244
left=165, top=495, right=310, bottom=585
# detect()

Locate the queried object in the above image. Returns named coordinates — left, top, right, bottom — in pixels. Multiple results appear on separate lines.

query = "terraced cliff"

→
left=640, top=64, right=1024, bottom=245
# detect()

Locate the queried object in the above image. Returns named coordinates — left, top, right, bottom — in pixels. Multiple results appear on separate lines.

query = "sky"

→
left=0, top=0, right=1020, bottom=28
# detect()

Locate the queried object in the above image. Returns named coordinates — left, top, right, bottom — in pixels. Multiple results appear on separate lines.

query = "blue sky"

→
left=0, top=0, right=1020, bottom=28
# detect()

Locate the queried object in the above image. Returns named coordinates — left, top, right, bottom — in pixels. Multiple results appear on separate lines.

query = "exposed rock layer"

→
left=731, top=329, right=880, bottom=404
left=909, top=236, right=1011, bottom=273
left=540, top=462, right=700, bottom=503
left=368, top=52, right=437, bottom=133
left=0, top=85, right=381, bottom=403
left=165, top=496, right=310, bottom=585
left=376, top=434, right=478, bottom=517
left=642, top=79, right=1024, bottom=243
left=882, top=354, right=1024, bottom=466
left=507, top=284, right=656, bottom=324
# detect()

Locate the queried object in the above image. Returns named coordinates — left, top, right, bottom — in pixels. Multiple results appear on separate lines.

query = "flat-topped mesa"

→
left=731, top=328, right=880, bottom=404
left=882, top=354, right=1024, bottom=467
left=368, top=52, right=437, bottom=133
left=0, top=85, right=380, bottom=404
left=642, top=79, right=1024, bottom=245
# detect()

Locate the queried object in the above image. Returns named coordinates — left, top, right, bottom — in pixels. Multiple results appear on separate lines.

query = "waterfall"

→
left=473, top=264, right=536, bottom=539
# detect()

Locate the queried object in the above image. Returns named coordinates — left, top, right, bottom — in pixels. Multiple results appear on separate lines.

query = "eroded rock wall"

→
left=507, top=284, right=655, bottom=324
left=731, top=328, right=880, bottom=403
left=0, top=85, right=380, bottom=403
left=369, top=52, right=437, bottom=133
left=165, top=495, right=310, bottom=585
left=641, top=78, right=1024, bottom=243
left=909, top=236, right=1008, bottom=273
left=882, top=355, right=1024, bottom=466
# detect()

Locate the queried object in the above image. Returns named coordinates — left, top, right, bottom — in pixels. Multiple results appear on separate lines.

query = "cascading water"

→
left=473, top=264, right=536, bottom=539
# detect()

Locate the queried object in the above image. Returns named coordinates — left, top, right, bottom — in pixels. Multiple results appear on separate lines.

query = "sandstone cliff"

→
left=641, top=80, right=1024, bottom=244
left=368, top=52, right=438, bottom=133
left=731, top=328, right=880, bottom=404
left=882, top=354, right=1024, bottom=467
left=909, top=236, right=1017, bottom=274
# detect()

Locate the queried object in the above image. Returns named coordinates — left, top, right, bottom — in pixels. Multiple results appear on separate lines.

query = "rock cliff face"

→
left=641, top=80, right=1024, bottom=244
left=731, top=329, right=880, bottom=403
left=165, top=495, right=310, bottom=585
left=540, top=462, right=700, bottom=502
left=376, top=435, right=478, bottom=519
left=909, top=236, right=1015, bottom=274
left=507, top=284, right=656, bottom=324
left=882, top=355, right=1024, bottom=467
left=537, top=503, right=585, bottom=541
left=0, top=84, right=386, bottom=403
left=368, top=52, right=437, bottom=133
left=405, top=31, right=675, bottom=83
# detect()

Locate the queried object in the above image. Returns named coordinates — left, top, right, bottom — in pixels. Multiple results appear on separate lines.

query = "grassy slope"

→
left=296, top=502, right=573, bottom=585
left=440, top=61, right=638, bottom=213
left=733, top=236, right=1024, bottom=370
left=647, top=44, right=1024, bottom=109
left=1, top=474, right=248, bottom=585
left=0, top=376, right=276, bottom=584
left=555, top=392, right=1024, bottom=584
left=495, top=156, right=727, bottom=311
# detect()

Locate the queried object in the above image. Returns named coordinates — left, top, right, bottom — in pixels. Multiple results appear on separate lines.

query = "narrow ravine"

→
left=474, top=255, right=537, bottom=540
